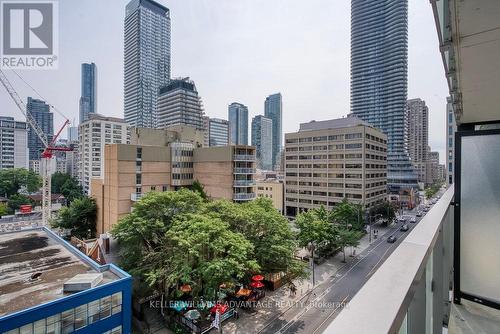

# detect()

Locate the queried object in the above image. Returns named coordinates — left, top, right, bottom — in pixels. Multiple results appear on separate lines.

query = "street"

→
left=258, top=205, right=428, bottom=334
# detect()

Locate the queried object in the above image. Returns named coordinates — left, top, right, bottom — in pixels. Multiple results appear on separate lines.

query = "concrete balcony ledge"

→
left=130, top=193, right=142, bottom=201
left=325, top=187, right=454, bottom=334
left=233, top=154, right=256, bottom=161
left=234, top=168, right=256, bottom=174
left=233, top=193, right=256, bottom=201
left=233, top=180, right=256, bottom=186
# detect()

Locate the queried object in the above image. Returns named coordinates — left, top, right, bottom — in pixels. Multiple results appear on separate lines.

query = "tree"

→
left=0, top=202, right=9, bottom=216
left=144, top=214, right=259, bottom=298
left=335, top=226, right=363, bottom=263
left=191, top=180, right=208, bottom=201
left=7, top=194, right=33, bottom=213
left=295, top=206, right=336, bottom=257
left=51, top=172, right=84, bottom=203
left=0, top=168, right=41, bottom=197
left=111, top=189, right=205, bottom=275
left=369, top=201, right=396, bottom=223
left=204, top=198, right=307, bottom=278
left=331, top=199, right=365, bottom=230
left=51, top=197, right=97, bottom=238
left=425, top=182, right=442, bottom=199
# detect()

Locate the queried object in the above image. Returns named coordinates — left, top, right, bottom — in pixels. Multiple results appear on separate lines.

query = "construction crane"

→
left=0, top=69, right=72, bottom=225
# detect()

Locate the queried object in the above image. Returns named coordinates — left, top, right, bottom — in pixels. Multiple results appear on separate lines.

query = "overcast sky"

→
left=1, top=0, right=449, bottom=163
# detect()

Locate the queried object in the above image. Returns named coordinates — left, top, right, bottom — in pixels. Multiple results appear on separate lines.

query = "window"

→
left=74, top=304, right=88, bottom=330
left=61, top=309, right=74, bottom=334
left=88, top=300, right=100, bottom=324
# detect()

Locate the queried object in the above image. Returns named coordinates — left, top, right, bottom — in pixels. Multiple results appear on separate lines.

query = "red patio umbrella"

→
left=210, top=303, right=228, bottom=314
left=249, top=281, right=265, bottom=289
left=179, top=284, right=192, bottom=293
left=251, top=274, right=265, bottom=281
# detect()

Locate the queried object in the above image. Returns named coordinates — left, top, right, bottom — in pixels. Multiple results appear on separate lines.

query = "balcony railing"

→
left=233, top=180, right=256, bottom=187
left=325, top=187, right=454, bottom=334
left=233, top=154, right=255, bottom=161
left=233, top=193, right=256, bottom=201
left=233, top=168, right=256, bottom=174
left=130, top=193, right=143, bottom=201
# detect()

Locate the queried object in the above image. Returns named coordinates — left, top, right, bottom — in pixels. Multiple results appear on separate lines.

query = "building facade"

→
left=407, top=98, right=429, bottom=185
left=251, top=115, right=273, bottom=170
left=92, top=140, right=256, bottom=235
left=426, top=150, right=440, bottom=185
left=68, top=126, right=79, bottom=142
left=124, top=0, right=171, bottom=128
left=156, top=78, right=204, bottom=130
left=209, top=118, right=229, bottom=147
left=27, top=97, right=53, bottom=160
left=284, top=117, right=387, bottom=217
left=78, top=114, right=130, bottom=194
left=264, top=93, right=282, bottom=169
left=79, top=63, right=97, bottom=124
left=0, top=227, right=131, bottom=334
left=228, top=102, right=248, bottom=145
left=0, top=116, right=28, bottom=169
left=351, top=0, right=417, bottom=192
left=256, top=179, right=284, bottom=213
left=446, top=97, right=456, bottom=185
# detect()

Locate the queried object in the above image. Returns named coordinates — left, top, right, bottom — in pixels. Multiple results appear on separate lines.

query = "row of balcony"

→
left=233, top=154, right=255, bottom=161
left=233, top=193, right=256, bottom=201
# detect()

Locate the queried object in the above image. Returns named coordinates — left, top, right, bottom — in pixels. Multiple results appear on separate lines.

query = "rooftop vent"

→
left=63, top=273, right=103, bottom=293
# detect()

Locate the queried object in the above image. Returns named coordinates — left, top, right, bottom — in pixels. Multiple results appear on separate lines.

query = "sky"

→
left=1, top=0, right=449, bottom=163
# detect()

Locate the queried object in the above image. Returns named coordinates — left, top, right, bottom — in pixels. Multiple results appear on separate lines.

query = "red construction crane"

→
left=0, top=68, right=72, bottom=225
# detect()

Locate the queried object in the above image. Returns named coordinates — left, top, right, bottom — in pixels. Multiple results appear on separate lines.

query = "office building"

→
left=91, top=134, right=255, bottom=235
left=407, top=98, right=429, bottom=185
left=426, top=150, right=440, bottom=185
left=256, top=179, right=284, bottom=213
left=27, top=97, right=53, bottom=160
left=0, top=116, right=28, bottom=169
left=351, top=0, right=418, bottom=191
left=124, top=0, right=171, bottom=128
left=446, top=97, right=456, bottom=185
left=264, top=93, right=282, bottom=169
left=68, top=126, right=79, bottom=142
left=79, top=63, right=97, bottom=123
left=78, top=114, right=129, bottom=194
left=209, top=118, right=229, bottom=147
left=0, top=227, right=131, bottom=334
left=156, top=78, right=204, bottom=130
left=284, top=117, right=387, bottom=217
left=251, top=115, right=273, bottom=170
left=228, top=102, right=248, bottom=145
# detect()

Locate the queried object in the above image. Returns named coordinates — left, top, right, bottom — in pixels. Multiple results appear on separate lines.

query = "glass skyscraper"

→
left=264, top=93, right=282, bottom=170
left=124, top=0, right=171, bottom=128
left=209, top=118, right=229, bottom=147
left=351, top=0, right=418, bottom=191
left=27, top=97, right=53, bottom=160
left=79, top=63, right=97, bottom=124
left=251, top=115, right=273, bottom=170
left=228, top=102, right=248, bottom=145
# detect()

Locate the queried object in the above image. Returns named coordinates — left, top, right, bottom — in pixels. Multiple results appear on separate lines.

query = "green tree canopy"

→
left=7, top=193, right=34, bottom=213
left=0, top=168, right=41, bottom=197
left=51, top=172, right=84, bottom=203
left=335, top=225, right=364, bottom=263
left=51, top=197, right=97, bottom=239
left=369, top=201, right=397, bottom=222
left=0, top=203, right=7, bottom=216
left=191, top=179, right=208, bottom=201
left=144, top=214, right=259, bottom=298
left=295, top=206, right=336, bottom=255
left=330, top=199, right=365, bottom=230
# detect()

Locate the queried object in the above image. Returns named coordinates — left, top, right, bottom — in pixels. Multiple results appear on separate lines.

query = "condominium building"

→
left=426, top=150, right=440, bottom=185
left=446, top=97, right=456, bottom=185
left=124, top=0, right=171, bottom=128
left=256, top=179, right=284, bottom=213
left=251, top=115, right=273, bottom=170
left=202, top=116, right=210, bottom=147
left=67, top=126, right=78, bottom=142
left=208, top=118, right=229, bottom=147
left=0, top=116, right=28, bottom=169
left=156, top=78, right=204, bottom=131
left=407, top=98, right=429, bottom=185
left=351, top=0, right=418, bottom=191
left=228, top=102, right=248, bottom=145
left=78, top=114, right=130, bottom=194
left=27, top=97, right=53, bottom=160
left=91, top=140, right=256, bottom=235
left=264, top=93, right=282, bottom=169
left=79, top=62, right=97, bottom=123
left=284, top=117, right=387, bottom=217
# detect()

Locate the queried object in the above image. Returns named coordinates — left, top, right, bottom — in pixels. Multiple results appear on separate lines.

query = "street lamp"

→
left=307, top=242, right=316, bottom=287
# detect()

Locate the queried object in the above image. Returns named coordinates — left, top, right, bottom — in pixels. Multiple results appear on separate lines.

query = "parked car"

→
left=400, top=224, right=409, bottom=231
left=416, top=211, right=423, bottom=217
left=409, top=217, right=417, bottom=223
left=387, top=235, right=397, bottom=243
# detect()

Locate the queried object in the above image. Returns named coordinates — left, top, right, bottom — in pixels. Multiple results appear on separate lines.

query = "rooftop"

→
left=0, top=228, right=121, bottom=317
left=298, top=116, right=372, bottom=132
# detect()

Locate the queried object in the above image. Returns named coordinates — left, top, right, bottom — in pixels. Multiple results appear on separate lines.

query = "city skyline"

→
left=0, top=0, right=448, bottom=162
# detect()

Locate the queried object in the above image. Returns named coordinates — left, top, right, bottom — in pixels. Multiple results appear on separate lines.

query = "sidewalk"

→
left=222, top=222, right=396, bottom=333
